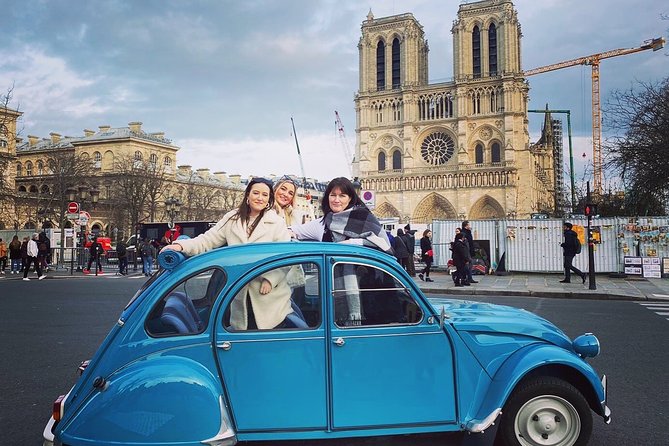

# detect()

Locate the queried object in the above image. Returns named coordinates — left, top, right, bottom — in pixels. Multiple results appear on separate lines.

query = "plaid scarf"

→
left=323, top=206, right=393, bottom=255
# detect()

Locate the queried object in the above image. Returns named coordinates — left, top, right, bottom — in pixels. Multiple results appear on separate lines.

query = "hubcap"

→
left=514, top=395, right=581, bottom=446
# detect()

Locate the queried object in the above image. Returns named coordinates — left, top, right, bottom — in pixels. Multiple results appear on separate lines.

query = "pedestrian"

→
left=20, top=236, right=28, bottom=273
left=403, top=224, right=417, bottom=277
left=418, top=229, right=434, bottom=282
left=452, top=232, right=471, bottom=287
left=461, top=221, right=478, bottom=284
left=23, top=233, right=45, bottom=281
left=392, top=228, right=410, bottom=270
left=85, top=236, right=103, bottom=274
left=37, top=232, right=50, bottom=272
left=164, top=177, right=296, bottom=330
left=0, top=238, right=7, bottom=274
left=116, top=239, right=128, bottom=275
left=140, top=238, right=156, bottom=277
left=560, top=222, right=586, bottom=284
left=9, top=235, right=22, bottom=274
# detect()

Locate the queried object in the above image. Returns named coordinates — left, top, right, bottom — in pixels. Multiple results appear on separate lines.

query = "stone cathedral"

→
left=353, top=0, right=556, bottom=223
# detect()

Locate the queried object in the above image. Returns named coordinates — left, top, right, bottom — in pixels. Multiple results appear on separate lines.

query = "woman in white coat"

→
left=164, top=177, right=293, bottom=330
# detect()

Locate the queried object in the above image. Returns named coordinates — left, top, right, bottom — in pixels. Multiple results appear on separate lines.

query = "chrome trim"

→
left=333, top=337, right=345, bottom=346
left=117, top=318, right=125, bottom=326
left=335, top=331, right=439, bottom=340
left=217, top=336, right=323, bottom=345
left=201, top=396, right=237, bottom=446
left=601, top=375, right=611, bottom=424
left=466, top=408, right=502, bottom=433
left=42, top=417, right=55, bottom=445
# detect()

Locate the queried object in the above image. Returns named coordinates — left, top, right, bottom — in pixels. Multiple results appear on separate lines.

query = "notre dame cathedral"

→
left=353, top=0, right=557, bottom=222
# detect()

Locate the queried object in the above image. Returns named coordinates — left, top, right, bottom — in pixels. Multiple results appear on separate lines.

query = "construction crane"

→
left=334, top=110, right=354, bottom=176
left=524, top=37, right=665, bottom=195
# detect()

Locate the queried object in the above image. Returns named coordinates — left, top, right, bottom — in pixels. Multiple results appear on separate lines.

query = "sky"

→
left=1, top=0, right=667, bottom=185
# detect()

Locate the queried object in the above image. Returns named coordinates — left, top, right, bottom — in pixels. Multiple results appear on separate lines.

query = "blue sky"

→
left=1, top=0, right=667, bottom=184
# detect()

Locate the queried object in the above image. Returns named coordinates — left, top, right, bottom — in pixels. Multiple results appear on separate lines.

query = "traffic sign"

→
left=68, top=201, right=79, bottom=214
left=361, top=190, right=375, bottom=209
left=79, top=211, right=91, bottom=225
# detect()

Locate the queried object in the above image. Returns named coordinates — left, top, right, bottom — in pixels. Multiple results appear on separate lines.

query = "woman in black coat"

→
left=393, top=228, right=410, bottom=271
left=452, top=232, right=470, bottom=286
left=419, top=229, right=434, bottom=282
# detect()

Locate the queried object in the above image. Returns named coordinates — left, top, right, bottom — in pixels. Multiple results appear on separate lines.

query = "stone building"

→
left=354, top=0, right=556, bottom=223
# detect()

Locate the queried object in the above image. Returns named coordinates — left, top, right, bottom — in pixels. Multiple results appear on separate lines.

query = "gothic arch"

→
left=469, top=195, right=504, bottom=220
left=413, top=193, right=456, bottom=224
left=373, top=201, right=400, bottom=219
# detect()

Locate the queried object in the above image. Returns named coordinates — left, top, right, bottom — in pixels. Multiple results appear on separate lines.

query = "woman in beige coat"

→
left=164, top=177, right=292, bottom=330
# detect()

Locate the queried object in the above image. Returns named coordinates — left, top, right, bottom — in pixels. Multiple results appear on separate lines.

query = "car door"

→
left=328, top=258, right=457, bottom=429
left=214, top=258, right=328, bottom=432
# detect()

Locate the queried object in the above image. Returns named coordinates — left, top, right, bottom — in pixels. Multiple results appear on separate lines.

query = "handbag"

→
left=286, top=264, right=306, bottom=288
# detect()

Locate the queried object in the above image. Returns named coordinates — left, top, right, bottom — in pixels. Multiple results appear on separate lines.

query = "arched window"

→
left=37, top=160, right=44, bottom=175
left=16, top=162, right=22, bottom=177
left=93, top=151, right=102, bottom=169
left=26, top=161, right=33, bottom=176
left=376, top=41, right=386, bottom=91
left=491, top=142, right=501, bottom=163
left=41, top=184, right=50, bottom=194
left=134, top=151, right=143, bottom=161
left=488, top=23, right=498, bottom=76
left=472, top=25, right=481, bottom=78
left=18, top=185, right=27, bottom=192
left=29, top=185, right=38, bottom=193
left=392, top=149, right=402, bottom=170
left=392, top=38, right=401, bottom=89
left=164, top=156, right=172, bottom=167
left=377, top=152, right=386, bottom=171
left=475, top=144, right=484, bottom=164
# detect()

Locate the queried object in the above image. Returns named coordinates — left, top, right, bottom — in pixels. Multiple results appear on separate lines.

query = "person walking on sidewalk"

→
left=9, top=235, right=22, bottom=274
left=452, top=232, right=471, bottom=287
left=85, top=237, right=103, bottom=274
left=418, top=229, right=434, bottom=282
left=403, top=224, right=417, bottom=277
left=560, top=222, right=586, bottom=284
left=116, top=239, right=128, bottom=275
left=0, top=238, right=7, bottom=274
left=392, top=228, right=410, bottom=271
left=23, top=233, right=45, bottom=281
left=461, top=221, right=478, bottom=284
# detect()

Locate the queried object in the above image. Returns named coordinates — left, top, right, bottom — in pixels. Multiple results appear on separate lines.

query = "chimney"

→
left=213, top=171, right=228, bottom=182
left=128, top=121, right=142, bottom=133
left=177, top=165, right=192, bottom=176
left=49, top=132, right=61, bottom=144
left=83, top=129, right=95, bottom=137
left=15, top=137, right=23, bottom=144
left=150, top=132, right=164, bottom=140
left=98, top=125, right=111, bottom=132
left=229, top=174, right=241, bottom=185
left=28, top=135, right=39, bottom=146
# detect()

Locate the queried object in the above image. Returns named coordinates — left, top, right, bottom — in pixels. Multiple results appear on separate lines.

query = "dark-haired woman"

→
left=418, top=229, right=434, bottom=282
left=164, top=177, right=292, bottom=330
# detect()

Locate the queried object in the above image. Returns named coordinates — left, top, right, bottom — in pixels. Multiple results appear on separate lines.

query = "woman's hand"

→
left=259, top=278, right=272, bottom=294
left=163, top=243, right=183, bottom=252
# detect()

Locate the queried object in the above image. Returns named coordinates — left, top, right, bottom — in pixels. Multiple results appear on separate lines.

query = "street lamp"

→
left=66, top=185, right=99, bottom=272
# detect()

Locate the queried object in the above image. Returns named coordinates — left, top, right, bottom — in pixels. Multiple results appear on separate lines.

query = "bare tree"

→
left=0, top=85, right=20, bottom=225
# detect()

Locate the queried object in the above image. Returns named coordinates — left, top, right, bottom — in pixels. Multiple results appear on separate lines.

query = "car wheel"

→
left=498, top=377, right=592, bottom=446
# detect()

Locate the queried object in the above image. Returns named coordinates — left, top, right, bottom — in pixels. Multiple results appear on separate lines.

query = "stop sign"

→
left=68, top=201, right=79, bottom=214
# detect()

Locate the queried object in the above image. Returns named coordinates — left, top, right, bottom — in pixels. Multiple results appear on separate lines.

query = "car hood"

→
left=427, top=298, right=573, bottom=350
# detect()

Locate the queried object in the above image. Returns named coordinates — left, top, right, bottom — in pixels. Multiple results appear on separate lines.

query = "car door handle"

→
left=217, top=341, right=232, bottom=351
left=332, top=337, right=345, bottom=347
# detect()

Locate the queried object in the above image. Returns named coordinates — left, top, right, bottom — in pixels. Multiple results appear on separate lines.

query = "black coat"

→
left=404, top=231, right=416, bottom=255
left=392, top=235, right=409, bottom=259
left=461, top=227, right=475, bottom=256
left=561, top=229, right=580, bottom=257
left=420, top=236, right=432, bottom=262
left=452, top=240, right=469, bottom=268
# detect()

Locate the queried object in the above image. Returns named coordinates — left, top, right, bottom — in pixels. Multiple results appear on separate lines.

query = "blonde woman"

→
left=273, top=177, right=304, bottom=226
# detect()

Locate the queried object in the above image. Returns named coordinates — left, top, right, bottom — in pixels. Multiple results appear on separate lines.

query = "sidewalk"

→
left=414, top=270, right=669, bottom=301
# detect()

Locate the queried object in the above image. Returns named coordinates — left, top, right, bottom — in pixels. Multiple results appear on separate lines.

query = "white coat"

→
left=175, top=209, right=292, bottom=330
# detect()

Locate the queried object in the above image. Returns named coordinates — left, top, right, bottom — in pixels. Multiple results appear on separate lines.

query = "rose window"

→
left=420, top=132, right=455, bottom=166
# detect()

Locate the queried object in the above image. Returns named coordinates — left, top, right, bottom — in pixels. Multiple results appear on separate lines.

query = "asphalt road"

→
left=1, top=276, right=667, bottom=445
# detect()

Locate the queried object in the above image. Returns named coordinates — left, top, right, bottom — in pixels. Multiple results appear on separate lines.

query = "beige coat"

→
left=176, top=209, right=292, bottom=330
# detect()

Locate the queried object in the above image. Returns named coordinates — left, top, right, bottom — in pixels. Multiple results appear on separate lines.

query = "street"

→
left=1, top=276, right=667, bottom=445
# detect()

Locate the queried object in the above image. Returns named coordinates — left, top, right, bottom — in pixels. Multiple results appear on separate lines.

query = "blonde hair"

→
left=273, top=179, right=298, bottom=226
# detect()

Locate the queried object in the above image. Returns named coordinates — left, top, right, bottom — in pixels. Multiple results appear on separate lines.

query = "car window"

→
left=224, top=262, right=321, bottom=331
left=146, top=268, right=226, bottom=337
left=332, top=262, right=422, bottom=328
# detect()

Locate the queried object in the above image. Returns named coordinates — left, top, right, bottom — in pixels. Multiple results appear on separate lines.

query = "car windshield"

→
left=124, top=269, right=166, bottom=310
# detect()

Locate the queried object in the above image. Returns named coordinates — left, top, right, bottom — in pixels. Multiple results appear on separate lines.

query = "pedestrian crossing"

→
left=637, top=301, right=669, bottom=321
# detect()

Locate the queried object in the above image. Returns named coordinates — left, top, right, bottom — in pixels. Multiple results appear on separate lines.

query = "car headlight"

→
left=572, top=333, right=600, bottom=358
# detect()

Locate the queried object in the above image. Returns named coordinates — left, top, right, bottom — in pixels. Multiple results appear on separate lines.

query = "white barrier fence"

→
left=432, top=217, right=669, bottom=274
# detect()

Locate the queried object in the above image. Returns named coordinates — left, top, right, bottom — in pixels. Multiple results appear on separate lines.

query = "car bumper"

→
left=42, top=416, right=57, bottom=446
left=601, top=374, right=611, bottom=424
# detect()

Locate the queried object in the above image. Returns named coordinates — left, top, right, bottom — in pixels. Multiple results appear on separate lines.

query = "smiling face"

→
left=328, top=187, right=351, bottom=214
left=247, top=183, right=271, bottom=217
left=274, top=181, right=296, bottom=208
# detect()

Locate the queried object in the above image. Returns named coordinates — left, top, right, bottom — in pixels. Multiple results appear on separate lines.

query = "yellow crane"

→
left=524, top=37, right=665, bottom=195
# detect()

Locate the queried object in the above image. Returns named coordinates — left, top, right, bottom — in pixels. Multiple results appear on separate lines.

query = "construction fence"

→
left=431, top=217, right=669, bottom=275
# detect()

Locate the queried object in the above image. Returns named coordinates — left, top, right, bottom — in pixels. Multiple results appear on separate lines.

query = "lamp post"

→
left=67, top=185, right=99, bottom=273
left=164, top=197, right=182, bottom=242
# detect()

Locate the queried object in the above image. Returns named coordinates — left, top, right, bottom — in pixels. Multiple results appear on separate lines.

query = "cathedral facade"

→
left=353, top=0, right=556, bottom=222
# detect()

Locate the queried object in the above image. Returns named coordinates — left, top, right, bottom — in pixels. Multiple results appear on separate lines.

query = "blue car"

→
left=43, top=242, right=610, bottom=446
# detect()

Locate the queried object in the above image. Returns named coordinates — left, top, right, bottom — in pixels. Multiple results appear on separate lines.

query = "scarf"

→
left=322, top=206, right=394, bottom=255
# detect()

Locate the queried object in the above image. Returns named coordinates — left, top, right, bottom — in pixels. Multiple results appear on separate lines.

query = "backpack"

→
left=574, top=238, right=582, bottom=255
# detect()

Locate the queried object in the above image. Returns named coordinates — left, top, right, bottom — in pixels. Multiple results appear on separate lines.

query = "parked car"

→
left=43, top=242, right=610, bottom=446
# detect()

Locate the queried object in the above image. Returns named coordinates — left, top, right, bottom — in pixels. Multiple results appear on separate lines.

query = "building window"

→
left=475, top=144, right=484, bottom=164
left=376, top=41, right=386, bottom=91
left=0, top=139, right=7, bottom=148
left=134, top=151, right=143, bottom=161
left=16, top=162, right=22, bottom=177
left=29, top=185, right=38, bottom=193
left=26, top=161, right=33, bottom=176
left=377, top=152, right=386, bottom=171
left=41, top=184, right=50, bottom=194
left=164, top=156, right=172, bottom=167
left=491, top=142, right=501, bottom=163
left=18, top=185, right=27, bottom=192
left=93, top=151, right=102, bottom=169
left=392, top=38, right=401, bottom=89
left=392, top=149, right=402, bottom=170
left=472, top=25, right=481, bottom=78
left=37, top=160, right=44, bottom=175
left=488, top=23, right=498, bottom=76
left=421, top=132, right=456, bottom=166
left=149, top=153, right=158, bottom=169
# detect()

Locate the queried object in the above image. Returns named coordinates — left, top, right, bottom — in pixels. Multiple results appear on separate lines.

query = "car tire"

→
left=497, top=376, right=592, bottom=446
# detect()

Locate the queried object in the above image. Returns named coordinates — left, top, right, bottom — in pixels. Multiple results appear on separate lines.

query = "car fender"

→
left=58, top=355, right=230, bottom=446
left=467, top=343, right=605, bottom=427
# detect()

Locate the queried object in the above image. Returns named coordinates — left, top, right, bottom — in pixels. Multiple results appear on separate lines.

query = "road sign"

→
left=361, top=190, right=375, bottom=209
left=66, top=213, right=79, bottom=220
left=78, top=211, right=91, bottom=226
left=68, top=201, right=79, bottom=214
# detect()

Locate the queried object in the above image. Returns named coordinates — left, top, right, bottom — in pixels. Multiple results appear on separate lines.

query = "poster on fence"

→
left=663, top=258, right=669, bottom=277
left=624, top=256, right=642, bottom=275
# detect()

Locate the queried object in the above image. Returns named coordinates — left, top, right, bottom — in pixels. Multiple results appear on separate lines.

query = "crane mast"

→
left=335, top=110, right=354, bottom=176
left=525, top=37, right=665, bottom=195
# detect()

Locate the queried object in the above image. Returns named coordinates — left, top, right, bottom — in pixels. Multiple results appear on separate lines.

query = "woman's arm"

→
left=289, top=218, right=324, bottom=241
left=169, top=212, right=234, bottom=256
